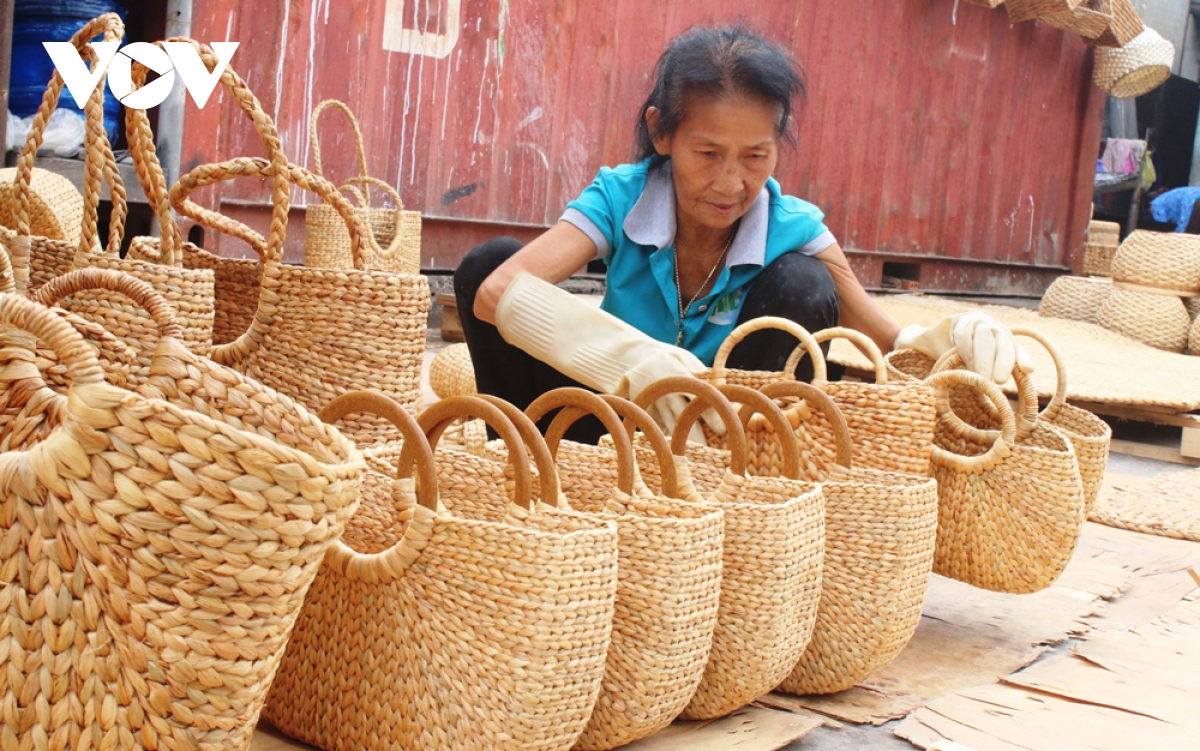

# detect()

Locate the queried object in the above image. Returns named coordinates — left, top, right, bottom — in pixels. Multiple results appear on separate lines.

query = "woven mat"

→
left=1090, top=468, right=1200, bottom=543
left=829, top=295, right=1200, bottom=412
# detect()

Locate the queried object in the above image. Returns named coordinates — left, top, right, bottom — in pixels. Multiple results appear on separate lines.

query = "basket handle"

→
left=0, top=294, right=106, bottom=389
left=806, top=327, right=889, bottom=385
left=0, top=234, right=16, bottom=294
left=760, top=380, right=854, bottom=470
left=930, top=347, right=1040, bottom=442
left=317, top=391, right=441, bottom=583
left=32, top=268, right=184, bottom=342
left=401, top=396, right=536, bottom=510
left=675, top=382, right=803, bottom=479
left=474, top=394, right=564, bottom=507
left=925, top=369, right=1016, bottom=474
left=632, top=376, right=748, bottom=476
left=711, top=317, right=827, bottom=383
left=526, top=388, right=637, bottom=498
left=340, top=175, right=415, bottom=264
left=1008, top=326, right=1068, bottom=422
left=310, top=100, right=371, bottom=204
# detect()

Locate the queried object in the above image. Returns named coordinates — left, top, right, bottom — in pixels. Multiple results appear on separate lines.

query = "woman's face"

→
left=650, top=94, right=781, bottom=236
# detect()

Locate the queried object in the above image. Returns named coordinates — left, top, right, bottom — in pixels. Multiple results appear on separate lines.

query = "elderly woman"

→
left=455, top=25, right=1029, bottom=442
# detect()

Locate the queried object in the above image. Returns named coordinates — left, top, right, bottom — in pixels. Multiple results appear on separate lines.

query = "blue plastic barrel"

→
left=10, top=0, right=129, bottom=145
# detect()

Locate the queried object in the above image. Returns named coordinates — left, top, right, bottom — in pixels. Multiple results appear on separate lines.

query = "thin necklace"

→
left=674, top=223, right=737, bottom=346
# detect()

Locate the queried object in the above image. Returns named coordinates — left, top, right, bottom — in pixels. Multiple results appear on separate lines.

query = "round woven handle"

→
left=340, top=175, right=415, bottom=264
left=1008, top=326, right=1069, bottom=422
left=0, top=294, right=106, bottom=389
left=759, top=380, right=854, bottom=470
left=675, top=382, right=802, bottom=479
left=711, top=316, right=828, bottom=382
left=925, top=369, right=1016, bottom=474
left=602, top=395, right=680, bottom=499
left=527, top=388, right=637, bottom=498
left=402, top=396, right=535, bottom=510
left=930, top=347, right=1040, bottom=442
left=807, top=327, right=889, bottom=384
left=310, top=100, right=371, bottom=203
left=633, top=376, right=748, bottom=476
left=32, top=268, right=184, bottom=342
left=0, top=237, right=16, bottom=294
left=475, top=394, right=564, bottom=506
left=318, top=391, right=440, bottom=583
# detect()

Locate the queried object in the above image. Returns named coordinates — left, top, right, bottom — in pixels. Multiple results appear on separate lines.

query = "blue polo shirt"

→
left=561, top=158, right=836, bottom=365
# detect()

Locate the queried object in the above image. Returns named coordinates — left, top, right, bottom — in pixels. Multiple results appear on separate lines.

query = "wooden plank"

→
left=1109, top=438, right=1200, bottom=467
left=1182, top=427, right=1200, bottom=460
left=1071, top=401, right=1200, bottom=429
left=617, top=706, right=821, bottom=751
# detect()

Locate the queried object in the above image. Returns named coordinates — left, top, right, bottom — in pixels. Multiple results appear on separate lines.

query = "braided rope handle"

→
left=32, top=268, right=185, bottom=342
left=925, top=370, right=1016, bottom=474
left=807, top=327, right=889, bottom=385
left=712, top=316, right=828, bottom=382
left=0, top=233, right=16, bottom=293
left=527, top=388, right=637, bottom=498
left=759, top=380, right=854, bottom=470
left=633, top=376, right=749, bottom=476
left=475, top=394, right=564, bottom=507
left=318, top=391, right=440, bottom=583
left=0, top=294, right=107, bottom=389
left=310, top=100, right=371, bottom=204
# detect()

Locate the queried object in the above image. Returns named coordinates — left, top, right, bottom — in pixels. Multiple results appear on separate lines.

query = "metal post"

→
left=0, top=0, right=15, bottom=154
left=155, top=0, right=193, bottom=190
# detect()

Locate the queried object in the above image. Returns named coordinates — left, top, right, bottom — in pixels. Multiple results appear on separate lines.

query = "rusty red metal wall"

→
left=180, top=0, right=1104, bottom=294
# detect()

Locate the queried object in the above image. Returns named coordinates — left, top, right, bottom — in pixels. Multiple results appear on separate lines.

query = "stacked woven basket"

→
left=1042, top=229, right=1200, bottom=354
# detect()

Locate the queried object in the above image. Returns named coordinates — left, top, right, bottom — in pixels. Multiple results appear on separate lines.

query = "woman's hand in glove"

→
left=893, top=312, right=1034, bottom=382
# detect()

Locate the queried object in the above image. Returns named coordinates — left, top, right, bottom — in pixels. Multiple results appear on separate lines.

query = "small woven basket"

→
left=265, top=394, right=619, bottom=751
left=759, top=381, right=938, bottom=696
left=430, top=341, right=478, bottom=398
left=633, top=378, right=825, bottom=721
left=1038, top=0, right=1114, bottom=37
left=1096, top=287, right=1191, bottom=352
left=1039, top=275, right=1113, bottom=323
left=1110, top=230, right=1200, bottom=295
left=1005, top=0, right=1086, bottom=23
left=0, top=166, right=82, bottom=245
left=1083, top=242, right=1118, bottom=277
left=1088, top=220, right=1122, bottom=244
left=1084, top=0, right=1145, bottom=47
left=1095, top=27, right=1175, bottom=98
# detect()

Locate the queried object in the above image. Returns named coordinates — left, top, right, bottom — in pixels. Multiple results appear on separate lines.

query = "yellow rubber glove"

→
left=495, top=272, right=724, bottom=443
left=893, top=312, right=1034, bottom=382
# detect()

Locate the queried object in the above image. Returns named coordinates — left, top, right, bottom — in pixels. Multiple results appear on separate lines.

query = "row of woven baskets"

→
left=965, top=0, right=1174, bottom=99
left=1042, top=226, right=1200, bottom=353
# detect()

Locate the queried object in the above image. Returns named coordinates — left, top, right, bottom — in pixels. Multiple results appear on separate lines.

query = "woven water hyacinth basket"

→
left=1110, top=230, right=1200, bottom=294
left=306, top=100, right=422, bottom=273
left=266, top=393, right=618, bottom=751
left=1187, top=296, right=1200, bottom=321
left=702, top=317, right=937, bottom=478
left=1039, top=275, right=1114, bottom=323
left=1189, top=315, right=1200, bottom=355
left=172, top=155, right=430, bottom=444
left=9, top=21, right=216, bottom=358
left=756, top=381, right=937, bottom=696
left=1038, top=0, right=1114, bottom=37
left=922, top=367, right=1085, bottom=594
left=0, top=166, right=82, bottom=245
left=1095, top=27, right=1175, bottom=98
left=471, top=390, right=723, bottom=750
left=1084, top=0, right=1145, bottom=46
left=1096, top=287, right=1191, bottom=352
left=1005, top=0, right=1085, bottom=23
left=0, top=292, right=364, bottom=751
left=1083, top=241, right=1118, bottom=277
left=1088, top=220, right=1122, bottom=244
left=634, top=378, right=825, bottom=720
left=430, top=341, right=478, bottom=398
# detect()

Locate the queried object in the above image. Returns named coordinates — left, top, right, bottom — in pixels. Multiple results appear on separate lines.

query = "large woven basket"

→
left=0, top=291, right=364, bottom=751
left=266, top=393, right=619, bottom=751
left=306, top=100, right=422, bottom=273
left=172, top=156, right=430, bottom=445
left=0, top=166, right=82, bottom=245
left=1096, top=287, right=1191, bottom=352
left=1095, top=27, right=1175, bottom=98
left=702, top=317, right=938, bottom=478
left=483, top=390, right=725, bottom=750
left=1039, top=275, right=1114, bottom=323
left=8, top=21, right=216, bottom=358
left=634, top=377, right=825, bottom=720
left=1038, top=0, right=1114, bottom=37
left=922, top=367, right=1085, bottom=594
left=1109, top=230, right=1200, bottom=294
left=1084, top=0, right=1145, bottom=47
left=430, top=341, right=478, bottom=398
left=759, top=380, right=938, bottom=696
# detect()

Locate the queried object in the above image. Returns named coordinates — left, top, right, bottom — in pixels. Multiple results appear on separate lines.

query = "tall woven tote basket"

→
left=922, top=367, right=1086, bottom=594
left=487, top=390, right=724, bottom=750
left=172, top=154, right=430, bottom=444
left=634, top=378, right=825, bottom=720
left=265, top=393, right=619, bottom=751
left=6, top=18, right=216, bottom=357
left=760, top=381, right=939, bottom=696
left=0, top=292, right=364, bottom=751
left=306, top=100, right=422, bottom=273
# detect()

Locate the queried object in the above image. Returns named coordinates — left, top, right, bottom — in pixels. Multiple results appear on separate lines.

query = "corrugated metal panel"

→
left=181, top=0, right=1103, bottom=291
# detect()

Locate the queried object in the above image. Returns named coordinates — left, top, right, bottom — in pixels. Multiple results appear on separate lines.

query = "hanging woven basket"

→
left=1094, top=28, right=1175, bottom=99
left=1039, top=275, right=1113, bottom=324
left=1037, top=0, right=1114, bottom=37
left=1005, top=0, right=1086, bottom=23
left=1083, top=0, right=1145, bottom=47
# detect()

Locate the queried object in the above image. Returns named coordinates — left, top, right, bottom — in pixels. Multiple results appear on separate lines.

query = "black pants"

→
left=453, top=237, right=841, bottom=443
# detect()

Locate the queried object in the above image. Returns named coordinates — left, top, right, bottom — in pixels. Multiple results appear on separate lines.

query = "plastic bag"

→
left=5, top=109, right=85, bottom=156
